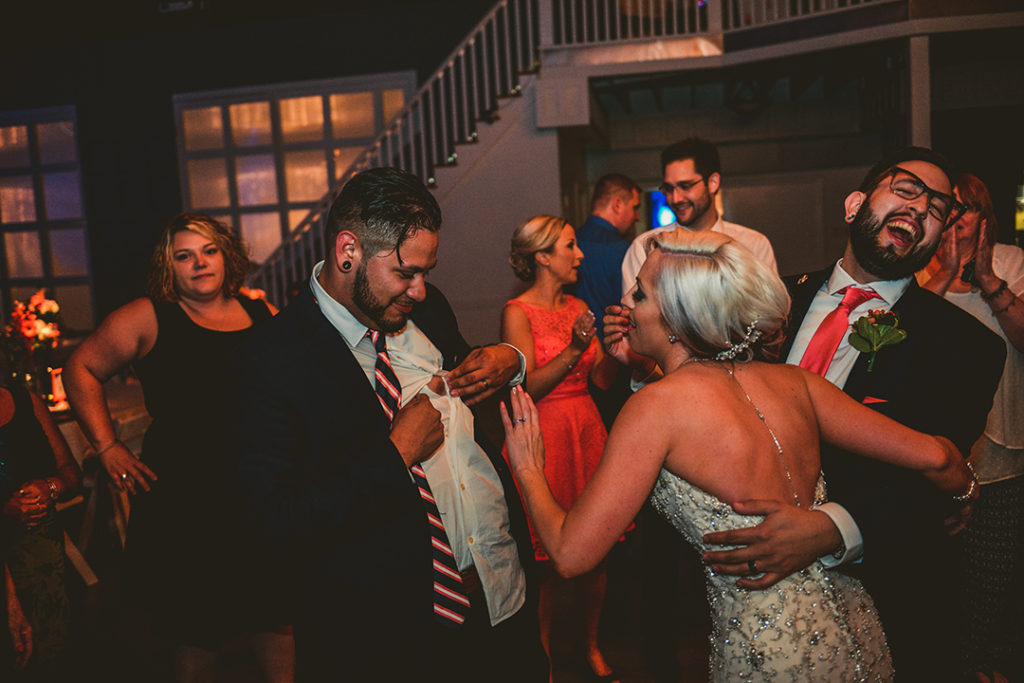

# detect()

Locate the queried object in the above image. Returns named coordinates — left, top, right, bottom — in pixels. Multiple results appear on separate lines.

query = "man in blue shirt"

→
left=572, top=173, right=641, bottom=340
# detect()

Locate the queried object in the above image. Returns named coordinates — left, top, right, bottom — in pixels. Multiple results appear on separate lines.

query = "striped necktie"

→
left=368, top=330, right=470, bottom=626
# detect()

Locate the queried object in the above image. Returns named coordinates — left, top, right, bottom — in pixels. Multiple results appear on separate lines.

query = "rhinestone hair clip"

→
left=714, top=320, right=763, bottom=361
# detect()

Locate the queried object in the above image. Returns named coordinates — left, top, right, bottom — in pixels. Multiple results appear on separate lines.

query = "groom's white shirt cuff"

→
left=499, top=343, right=527, bottom=386
left=815, top=502, right=864, bottom=566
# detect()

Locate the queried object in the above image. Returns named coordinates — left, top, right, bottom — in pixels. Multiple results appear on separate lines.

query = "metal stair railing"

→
left=250, top=0, right=540, bottom=305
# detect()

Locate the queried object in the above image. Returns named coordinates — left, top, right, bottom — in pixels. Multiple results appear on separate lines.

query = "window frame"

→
left=0, top=105, right=94, bottom=332
left=173, top=71, right=416, bottom=263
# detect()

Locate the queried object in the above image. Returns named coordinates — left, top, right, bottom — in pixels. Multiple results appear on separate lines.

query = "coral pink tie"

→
left=799, top=286, right=880, bottom=377
left=368, top=330, right=470, bottom=627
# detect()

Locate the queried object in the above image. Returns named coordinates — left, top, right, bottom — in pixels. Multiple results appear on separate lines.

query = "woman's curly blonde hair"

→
left=146, top=213, right=251, bottom=302
left=509, top=215, right=568, bottom=282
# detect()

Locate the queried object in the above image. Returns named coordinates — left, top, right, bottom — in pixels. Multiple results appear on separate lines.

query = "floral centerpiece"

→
left=0, top=290, right=62, bottom=400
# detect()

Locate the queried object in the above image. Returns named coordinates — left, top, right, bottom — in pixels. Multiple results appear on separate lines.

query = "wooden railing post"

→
left=707, top=0, right=724, bottom=33
left=538, top=0, right=554, bottom=47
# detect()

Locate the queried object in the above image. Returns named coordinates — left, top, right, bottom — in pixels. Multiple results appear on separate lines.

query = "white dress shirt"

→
left=785, top=259, right=913, bottom=565
left=310, top=262, right=527, bottom=625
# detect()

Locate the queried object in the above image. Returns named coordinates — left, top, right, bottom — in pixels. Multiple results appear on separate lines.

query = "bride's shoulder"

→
left=624, top=371, right=717, bottom=422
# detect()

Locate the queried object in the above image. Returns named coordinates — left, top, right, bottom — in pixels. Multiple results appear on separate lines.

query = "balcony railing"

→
left=722, top=0, right=899, bottom=30
left=543, top=0, right=711, bottom=45
left=540, top=0, right=899, bottom=46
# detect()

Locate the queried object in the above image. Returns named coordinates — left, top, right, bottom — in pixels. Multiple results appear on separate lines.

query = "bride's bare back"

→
left=654, top=360, right=822, bottom=509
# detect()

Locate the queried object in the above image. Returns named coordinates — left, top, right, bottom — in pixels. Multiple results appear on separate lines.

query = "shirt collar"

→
left=587, top=214, right=619, bottom=234
left=675, top=215, right=725, bottom=234
left=310, top=261, right=374, bottom=349
left=826, top=258, right=913, bottom=307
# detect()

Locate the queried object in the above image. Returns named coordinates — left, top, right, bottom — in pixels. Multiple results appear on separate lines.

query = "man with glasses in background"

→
left=620, top=137, right=777, bottom=294
left=702, top=147, right=1006, bottom=681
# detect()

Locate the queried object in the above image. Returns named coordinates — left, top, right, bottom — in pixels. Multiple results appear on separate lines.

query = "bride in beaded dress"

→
left=501, top=230, right=977, bottom=682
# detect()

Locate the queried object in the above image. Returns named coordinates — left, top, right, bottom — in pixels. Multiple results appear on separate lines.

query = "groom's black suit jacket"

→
left=782, top=268, right=1004, bottom=679
left=228, top=284, right=538, bottom=680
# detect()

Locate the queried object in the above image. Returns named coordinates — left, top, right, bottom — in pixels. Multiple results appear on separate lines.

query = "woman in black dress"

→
left=64, top=213, right=291, bottom=682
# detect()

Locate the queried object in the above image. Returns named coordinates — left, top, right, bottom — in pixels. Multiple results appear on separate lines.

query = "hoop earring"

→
left=341, top=260, right=352, bottom=272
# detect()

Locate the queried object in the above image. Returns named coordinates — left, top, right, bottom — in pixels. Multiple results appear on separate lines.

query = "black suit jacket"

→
left=782, top=268, right=1005, bottom=679
left=228, top=284, right=537, bottom=680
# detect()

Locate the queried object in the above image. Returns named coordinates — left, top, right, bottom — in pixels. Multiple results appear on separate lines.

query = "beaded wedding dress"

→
left=648, top=367, right=894, bottom=681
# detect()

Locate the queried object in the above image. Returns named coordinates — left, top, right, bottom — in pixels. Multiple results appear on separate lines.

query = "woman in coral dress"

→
left=502, top=215, right=619, bottom=681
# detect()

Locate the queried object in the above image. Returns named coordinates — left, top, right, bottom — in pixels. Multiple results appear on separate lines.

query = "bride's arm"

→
left=801, top=369, right=972, bottom=496
left=501, top=385, right=668, bottom=577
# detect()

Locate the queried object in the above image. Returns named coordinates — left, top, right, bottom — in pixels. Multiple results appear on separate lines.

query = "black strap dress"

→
left=129, top=295, right=272, bottom=647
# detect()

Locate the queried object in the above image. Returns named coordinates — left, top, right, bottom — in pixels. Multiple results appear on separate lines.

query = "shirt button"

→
left=460, top=483, right=466, bottom=490
left=468, top=536, right=475, bottom=544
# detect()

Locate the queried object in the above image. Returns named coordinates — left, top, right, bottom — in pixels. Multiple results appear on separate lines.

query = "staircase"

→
left=249, top=0, right=542, bottom=305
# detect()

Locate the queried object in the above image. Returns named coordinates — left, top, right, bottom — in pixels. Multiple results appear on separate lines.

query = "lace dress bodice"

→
left=650, top=470, right=893, bottom=681
left=505, top=297, right=594, bottom=401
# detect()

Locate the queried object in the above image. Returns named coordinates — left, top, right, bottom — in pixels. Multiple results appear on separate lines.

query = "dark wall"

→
left=0, top=0, right=495, bottom=320
left=930, top=28, right=1024, bottom=246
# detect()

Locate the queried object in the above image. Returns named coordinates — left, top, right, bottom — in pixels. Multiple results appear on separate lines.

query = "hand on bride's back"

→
left=500, top=386, right=546, bottom=477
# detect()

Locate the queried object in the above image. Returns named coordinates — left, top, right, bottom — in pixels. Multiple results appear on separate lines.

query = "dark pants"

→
left=295, top=596, right=547, bottom=682
left=427, top=589, right=549, bottom=683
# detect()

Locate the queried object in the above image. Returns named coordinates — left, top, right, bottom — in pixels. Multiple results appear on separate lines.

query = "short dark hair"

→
left=591, top=173, right=640, bottom=211
left=325, top=167, right=441, bottom=258
left=661, top=138, right=721, bottom=178
left=858, top=146, right=956, bottom=193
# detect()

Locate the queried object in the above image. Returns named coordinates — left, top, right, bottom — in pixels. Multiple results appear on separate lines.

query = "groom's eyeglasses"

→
left=881, top=167, right=966, bottom=226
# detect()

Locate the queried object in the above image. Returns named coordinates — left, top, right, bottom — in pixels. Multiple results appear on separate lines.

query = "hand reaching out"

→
left=447, top=344, right=519, bottom=406
left=500, top=385, right=545, bottom=478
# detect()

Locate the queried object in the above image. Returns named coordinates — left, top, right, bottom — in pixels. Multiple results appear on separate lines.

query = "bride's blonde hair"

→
left=647, top=230, right=789, bottom=361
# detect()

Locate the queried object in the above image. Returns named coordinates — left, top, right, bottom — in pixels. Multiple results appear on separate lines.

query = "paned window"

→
left=0, top=107, right=93, bottom=331
left=174, top=72, right=415, bottom=263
